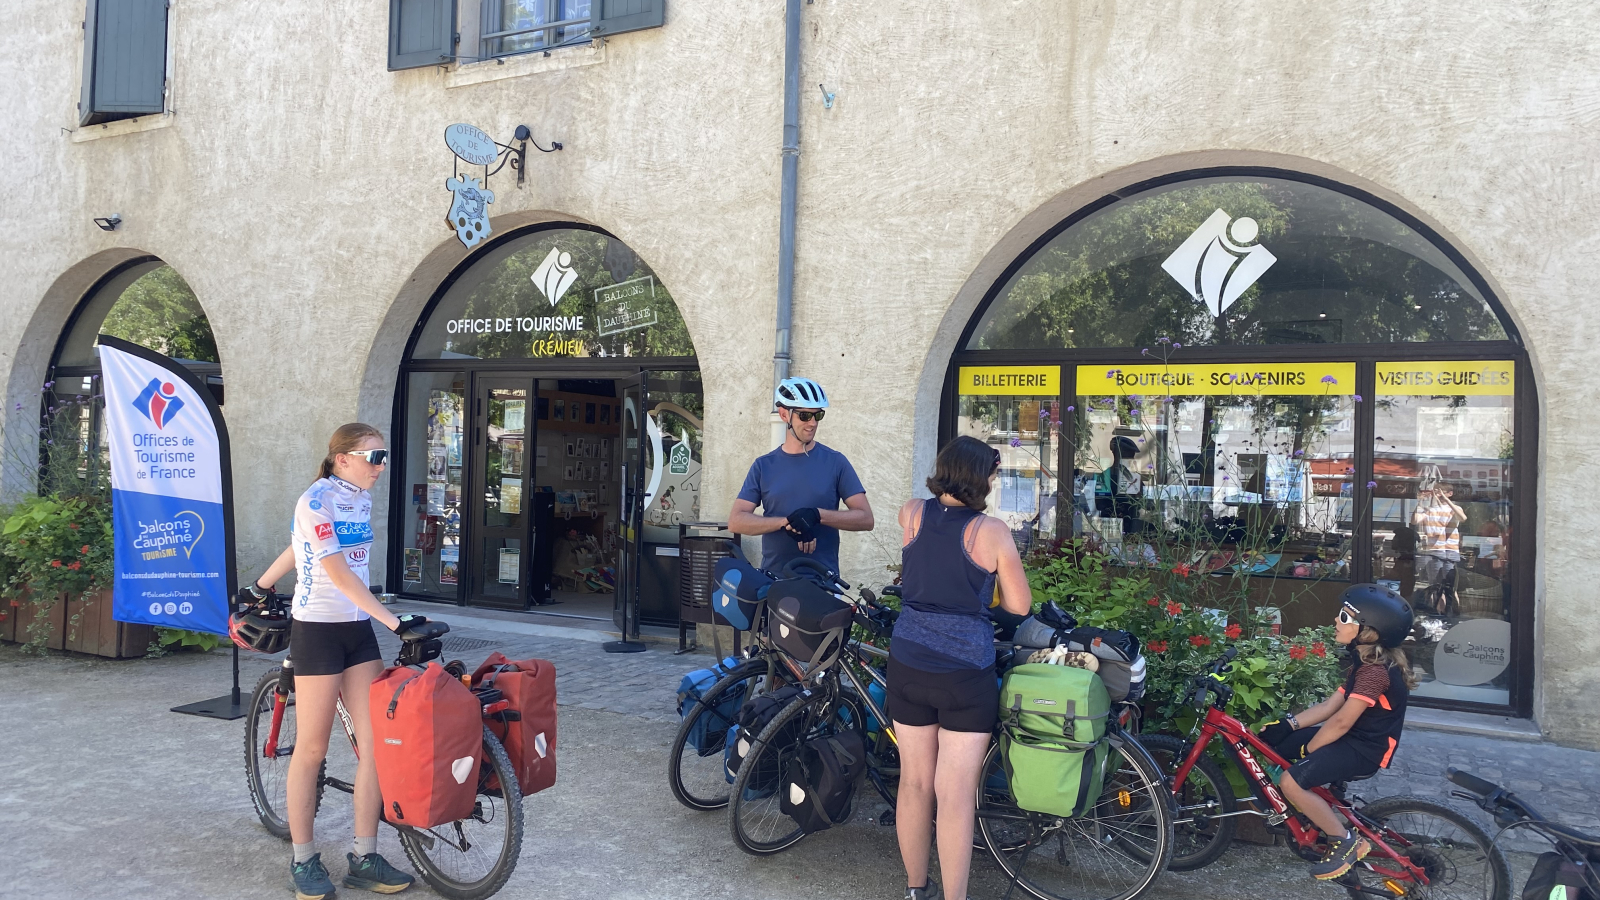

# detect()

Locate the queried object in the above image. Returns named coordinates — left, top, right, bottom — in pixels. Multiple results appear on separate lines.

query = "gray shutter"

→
left=389, top=0, right=457, bottom=71
left=590, top=0, right=663, bottom=37
left=79, top=0, right=168, bottom=126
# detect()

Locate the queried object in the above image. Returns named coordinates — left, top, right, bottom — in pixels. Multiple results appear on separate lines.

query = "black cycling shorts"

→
left=289, top=618, right=382, bottom=676
left=886, top=655, right=997, bottom=734
left=1275, top=726, right=1381, bottom=789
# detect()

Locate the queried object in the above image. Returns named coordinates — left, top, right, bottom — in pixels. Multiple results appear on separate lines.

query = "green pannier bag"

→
left=999, top=662, right=1111, bottom=818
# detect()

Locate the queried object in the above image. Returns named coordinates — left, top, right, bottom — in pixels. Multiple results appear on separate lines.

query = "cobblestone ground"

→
left=0, top=614, right=1586, bottom=898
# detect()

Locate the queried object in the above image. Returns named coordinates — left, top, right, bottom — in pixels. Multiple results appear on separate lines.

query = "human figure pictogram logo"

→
left=131, top=378, right=185, bottom=430
left=1161, top=209, right=1278, bottom=317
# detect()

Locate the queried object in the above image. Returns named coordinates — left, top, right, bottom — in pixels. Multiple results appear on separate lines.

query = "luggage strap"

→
left=798, top=736, right=860, bottom=825
left=481, top=662, right=519, bottom=693
left=1006, top=693, right=1107, bottom=748
left=386, top=669, right=420, bottom=719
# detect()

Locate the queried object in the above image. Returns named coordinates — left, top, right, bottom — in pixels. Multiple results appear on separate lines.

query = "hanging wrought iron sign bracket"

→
left=442, top=123, right=562, bottom=249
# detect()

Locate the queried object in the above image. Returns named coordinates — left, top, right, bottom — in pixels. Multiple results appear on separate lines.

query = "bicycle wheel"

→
left=728, top=688, right=861, bottom=856
left=668, top=659, right=772, bottom=811
left=244, top=666, right=323, bottom=839
left=1353, top=796, right=1511, bottom=900
left=977, top=731, right=1174, bottom=900
left=399, top=727, right=525, bottom=900
left=1139, top=733, right=1237, bottom=871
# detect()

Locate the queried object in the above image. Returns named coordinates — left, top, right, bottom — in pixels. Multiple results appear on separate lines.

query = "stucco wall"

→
left=2, top=1, right=1595, bottom=743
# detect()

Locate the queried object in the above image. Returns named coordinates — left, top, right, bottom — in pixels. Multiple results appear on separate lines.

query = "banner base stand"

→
left=172, top=694, right=247, bottom=720
left=602, top=640, right=647, bottom=653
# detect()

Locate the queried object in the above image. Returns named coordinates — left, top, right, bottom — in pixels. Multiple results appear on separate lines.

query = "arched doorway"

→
left=946, top=170, right=1531, bottom=715
left=46, top=258, right=220, bottom=493
left=392, top=224, right=701, bottom=635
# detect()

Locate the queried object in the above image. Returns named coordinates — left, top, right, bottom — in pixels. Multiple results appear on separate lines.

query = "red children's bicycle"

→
left=1144, top=647, right=1511, bottom=899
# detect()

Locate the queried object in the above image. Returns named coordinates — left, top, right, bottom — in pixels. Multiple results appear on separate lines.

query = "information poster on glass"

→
left=403, top=549, right=422, bottom=583
left=439, top=546, right=459, bottom=585
left=500, top=477, right=523, bottom=514
left=504, top=399, right=525, bottom=434
left=498, top=548, right=520, bottom=584
left=501, top=437, right=523, bottom=474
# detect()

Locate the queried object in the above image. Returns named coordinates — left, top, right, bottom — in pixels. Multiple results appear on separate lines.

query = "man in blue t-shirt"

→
left=730, top=377, right=874, bottom=574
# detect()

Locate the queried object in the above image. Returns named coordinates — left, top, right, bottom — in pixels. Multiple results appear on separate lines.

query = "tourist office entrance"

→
left=943, top=171, right=1533, bottom=716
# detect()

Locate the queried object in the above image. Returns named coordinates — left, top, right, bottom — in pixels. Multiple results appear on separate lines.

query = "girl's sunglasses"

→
left=1337, top=607, right=1359, bottom=626
left=346, top=449, right=389, bottom=466
left=792, top=409, right=825, bottom=422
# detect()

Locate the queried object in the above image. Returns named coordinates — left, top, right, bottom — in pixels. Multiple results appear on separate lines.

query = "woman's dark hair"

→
left=925, top=435, right=998, bottom=511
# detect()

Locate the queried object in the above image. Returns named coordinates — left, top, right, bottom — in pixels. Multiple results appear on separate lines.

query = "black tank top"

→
left=893, top=499, right=997, bottom=672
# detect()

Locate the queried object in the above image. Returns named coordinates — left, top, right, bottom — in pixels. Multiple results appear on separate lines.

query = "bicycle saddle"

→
left=399, top=621, right=450, bottom=642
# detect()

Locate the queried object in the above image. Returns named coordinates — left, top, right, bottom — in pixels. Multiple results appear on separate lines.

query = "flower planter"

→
left=0, top=588, right=152, bottom=658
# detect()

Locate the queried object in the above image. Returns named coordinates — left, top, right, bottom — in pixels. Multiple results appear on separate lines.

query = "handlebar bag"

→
left=370, top=662, right=483, bottom=828
left=1522, top=851, right=1593, bottom=900
left=780, top=729, right=867, bottom=834
left=676, top=656, right=745, bottom=755
left=469, top=651, right=558, bottom=796
left=712, top=557, right=772, bottom=631
left=999, top=663, right=1110, bottom=818
left=724, top=683, right=810, bottom=792
left=766, top=578, right=854, bottom=673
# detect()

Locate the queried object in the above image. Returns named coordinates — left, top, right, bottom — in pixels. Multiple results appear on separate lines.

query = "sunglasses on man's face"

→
left=791, top=409, right=825, bottom=423
left=346, top=449, right=389, bottom=466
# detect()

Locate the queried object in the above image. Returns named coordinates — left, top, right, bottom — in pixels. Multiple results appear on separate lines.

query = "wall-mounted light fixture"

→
left=93, top=214, right=121, bottom=231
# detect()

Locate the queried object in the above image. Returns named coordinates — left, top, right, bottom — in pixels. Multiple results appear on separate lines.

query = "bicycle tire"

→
left=728, top=688, right=861, bottom=856
left=1352, top=795, right=1511, bottom=900
left=667, top=658, right=772, bottom=811
left=1140, top=733, right=1237, bottom=871
left=977, top=730, right=1174, bottom=900
left=243, top=666, right=323, bottom=839
left=399, top=726, right=524, bottom=900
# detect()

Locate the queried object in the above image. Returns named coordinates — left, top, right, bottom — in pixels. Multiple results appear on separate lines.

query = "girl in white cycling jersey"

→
left=249, top=423, right=418, bottom=899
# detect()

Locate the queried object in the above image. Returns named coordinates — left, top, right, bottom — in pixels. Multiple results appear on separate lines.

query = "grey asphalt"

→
left=0, top=616, right=1568, bottom=900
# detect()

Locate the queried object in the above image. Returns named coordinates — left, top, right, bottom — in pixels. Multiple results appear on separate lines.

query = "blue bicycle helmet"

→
left=774, top=376, right=829, bottom=410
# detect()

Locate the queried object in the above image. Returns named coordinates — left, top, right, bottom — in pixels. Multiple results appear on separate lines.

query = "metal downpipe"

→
left=772, top=0, right=801, bottom=445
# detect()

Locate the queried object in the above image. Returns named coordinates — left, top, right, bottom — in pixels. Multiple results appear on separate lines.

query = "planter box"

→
left=0, top=588, right=153, bottom=659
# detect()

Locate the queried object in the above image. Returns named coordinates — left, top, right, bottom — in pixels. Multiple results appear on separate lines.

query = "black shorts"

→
left=886, top=655, right=997, bottom=734
left=290, top=619, right=382, bottom=676
left=1275, top=727, right=1381, bottom=789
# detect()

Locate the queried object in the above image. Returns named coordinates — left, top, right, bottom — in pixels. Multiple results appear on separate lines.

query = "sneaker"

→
left=1309, top=832, right=1371, bottom=881
left=343, top=852, right=415, bottom=894
left=290, top=853, right=337, bottom=900
left=905, top=888, right=935, bottom=900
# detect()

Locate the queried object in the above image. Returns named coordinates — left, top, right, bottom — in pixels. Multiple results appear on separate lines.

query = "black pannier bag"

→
left=724, top=683, right=810, bottom=787
left=766, top=578, right=854, bottom=673
left=780, top=729, right=867, bottom=833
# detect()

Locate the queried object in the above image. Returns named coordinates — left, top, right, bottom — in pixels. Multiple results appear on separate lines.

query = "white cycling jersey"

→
left=290, top=475, right=374, bottom=622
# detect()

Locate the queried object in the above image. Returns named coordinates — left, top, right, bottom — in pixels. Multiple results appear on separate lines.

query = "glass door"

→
left=468, top=375, right=536, bottom=609
left=608, top=373, right=648, bottom=648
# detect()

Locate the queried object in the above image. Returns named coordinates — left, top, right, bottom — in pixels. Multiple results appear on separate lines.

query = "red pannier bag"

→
left=370, top=662, right=483, bottom=827
left=470, top=652, right=558, bottom=795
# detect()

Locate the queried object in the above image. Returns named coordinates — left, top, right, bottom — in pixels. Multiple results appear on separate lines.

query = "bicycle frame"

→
left=1173, top=702, right=1433, bottom=888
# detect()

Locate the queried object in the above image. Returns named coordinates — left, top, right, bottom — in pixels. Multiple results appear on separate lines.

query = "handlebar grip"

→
left=1446, top=767, right=1500, bottom=797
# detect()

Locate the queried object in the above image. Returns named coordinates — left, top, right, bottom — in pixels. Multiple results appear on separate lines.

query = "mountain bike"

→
left=1152, top=647, right=1511, bottom=899
left=1449, top=766, right=1600, bottom=900
left=243, top=614, right=525, bottom=900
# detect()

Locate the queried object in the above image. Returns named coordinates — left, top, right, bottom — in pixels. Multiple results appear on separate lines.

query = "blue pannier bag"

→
left=677, top=657, right=744, bottom=754
left=712, top=555, right=773, bottom=632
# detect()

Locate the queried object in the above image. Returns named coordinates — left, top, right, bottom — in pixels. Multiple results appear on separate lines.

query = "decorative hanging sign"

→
left=440, top=123, right=564, bottom=250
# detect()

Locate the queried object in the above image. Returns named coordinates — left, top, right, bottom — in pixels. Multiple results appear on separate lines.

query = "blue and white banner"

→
left=101, top=338, right=233, bottom=636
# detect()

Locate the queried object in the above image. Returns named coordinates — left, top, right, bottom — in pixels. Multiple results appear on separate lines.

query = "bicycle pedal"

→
left=876, top=807, right=895, bottom=826
left=1266, top=811, right=1289, bottom=826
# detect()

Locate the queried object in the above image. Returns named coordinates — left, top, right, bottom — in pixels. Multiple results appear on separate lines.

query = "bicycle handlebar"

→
left=781, top=556, right=851, bottom=591
left=1446, top=767, right=1499, bottom=798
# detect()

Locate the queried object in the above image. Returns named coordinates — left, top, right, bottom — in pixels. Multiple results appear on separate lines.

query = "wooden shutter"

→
left=79, top=0, right=168, bottom=126
left=389, top=0, right=457, bottom=70
left=590, top=0, right=663, bottom=38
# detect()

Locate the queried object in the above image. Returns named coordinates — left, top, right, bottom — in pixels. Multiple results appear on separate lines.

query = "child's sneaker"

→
left=290, top=853, right=337, bottom=900
left=1309, top=832, right=1370, bottom=880
left=343, top=851, right=415, bottom=894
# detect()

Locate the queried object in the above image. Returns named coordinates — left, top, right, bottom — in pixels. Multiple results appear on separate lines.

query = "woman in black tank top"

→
left=889, top=436, right=1033, bottom=900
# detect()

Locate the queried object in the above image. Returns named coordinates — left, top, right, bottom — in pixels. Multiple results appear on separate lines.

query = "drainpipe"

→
left=772, top=0, right=801, bottom=448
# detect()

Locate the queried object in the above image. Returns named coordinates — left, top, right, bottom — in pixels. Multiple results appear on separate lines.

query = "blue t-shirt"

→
left=737, top=442, right=866, bottom=574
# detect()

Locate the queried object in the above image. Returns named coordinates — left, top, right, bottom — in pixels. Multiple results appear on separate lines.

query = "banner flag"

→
left=100, top=336, right=235, bottom=636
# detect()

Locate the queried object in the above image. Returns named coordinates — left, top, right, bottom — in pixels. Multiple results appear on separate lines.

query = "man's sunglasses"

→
left=345, top=449, right=389, bottom=466
left=791, top=409, right=825, bottom=423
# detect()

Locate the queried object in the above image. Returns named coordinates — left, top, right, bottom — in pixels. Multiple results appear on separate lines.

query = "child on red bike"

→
left=1258, top=584, right=1417, bottom=881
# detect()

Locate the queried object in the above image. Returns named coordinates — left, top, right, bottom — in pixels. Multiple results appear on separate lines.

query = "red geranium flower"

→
left=80, top=545, right=90, bottom=554
left=1225, top=623, right=1243, bottom=640
left=67, top=561, right=81, bottom=571
left=1189, top=635, right=1211, bottom=647
left=68, top=523, right=79, bottom=530
left=1147, top=640, right=1168, bottom=653
left=50, top=560, right=62, bottom=568
left=1311, top=642, right=1327, bottom=658
left=1289, top=645, right=1308, bottom=661
left=1172, top=563, right=1192, bottom=577
left=1148, top=597, right=1160, bottom=606
left=1166, top=602, right=1183, bottom=616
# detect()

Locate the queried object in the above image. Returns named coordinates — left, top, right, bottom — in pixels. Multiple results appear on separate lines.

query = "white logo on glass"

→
left=1160, top=209, right=1278, bottom=316
left=532, top=248, right=579, bottom=306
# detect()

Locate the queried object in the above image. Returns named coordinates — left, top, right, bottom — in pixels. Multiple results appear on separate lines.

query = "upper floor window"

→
left=388, top=0, right=663, bottom=70
left=79, top=0, right=170, bottom=126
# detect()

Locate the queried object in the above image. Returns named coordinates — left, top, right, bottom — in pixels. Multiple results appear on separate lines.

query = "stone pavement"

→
left=1, top=611, right=1593, bottom=898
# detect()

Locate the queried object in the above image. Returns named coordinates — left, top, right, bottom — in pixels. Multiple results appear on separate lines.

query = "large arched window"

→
left=46, top=259, right=219, bottom=493
left=948, top=170, right=1530, bottom=715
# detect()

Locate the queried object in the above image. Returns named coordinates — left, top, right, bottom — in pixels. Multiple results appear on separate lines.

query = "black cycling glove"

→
left=394, top=613, right=429, bottom=635
left=786, top=507, right=822, bottom=542
left=1257, top=718, right=1296, bottom=749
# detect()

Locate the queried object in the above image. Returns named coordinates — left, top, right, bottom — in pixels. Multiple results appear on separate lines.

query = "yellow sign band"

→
left=958, top=366, right=1060, bottom=396
left=1076, top=362, right=1357, bottom=396
left=1375, top=361, right=1514, bottom=396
